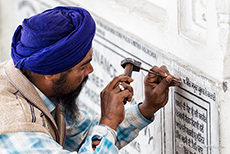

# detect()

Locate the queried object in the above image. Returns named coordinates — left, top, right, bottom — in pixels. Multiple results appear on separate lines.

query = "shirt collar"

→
left=31, top=83, right=56, bottom=114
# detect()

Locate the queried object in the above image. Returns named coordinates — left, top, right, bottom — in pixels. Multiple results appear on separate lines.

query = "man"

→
left=0, top=6, right=180, bottom=153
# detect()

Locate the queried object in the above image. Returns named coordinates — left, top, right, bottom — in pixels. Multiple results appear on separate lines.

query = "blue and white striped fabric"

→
left=0, top=86, right=152, bottom=153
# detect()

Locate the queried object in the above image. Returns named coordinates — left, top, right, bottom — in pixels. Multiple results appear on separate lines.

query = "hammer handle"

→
left=122, top=63, right=134, bottom=104
left=124, top=63, right=133, bottom=77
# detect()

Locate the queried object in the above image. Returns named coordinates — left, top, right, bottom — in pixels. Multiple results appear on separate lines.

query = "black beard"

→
left=51, top=75, right=88, bottom=123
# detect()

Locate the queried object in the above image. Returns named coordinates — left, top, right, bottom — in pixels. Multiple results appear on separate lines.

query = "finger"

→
left=160, top=65, right=181, bottom=84
left=120, top=82, right=133, bottom=94
left=153, top=75, right=172, bottom=95
left=145, top=73, right=163, bottom=84
left=160, top=65, right=169, bottom=74
left=170, top=79, right=181, bottom=86
left=114, top=84, right=123, bottom=93
left=107, top=74, right=134, bottom=90
left=114, top=82, right=134, bottom=95
left=114, top=75, right=134, bottom=88
left=118, top=89, right=133, bottom=102
left=147, top=66, right=168, bottom=83
left=150, top=66, right=168, bottom=78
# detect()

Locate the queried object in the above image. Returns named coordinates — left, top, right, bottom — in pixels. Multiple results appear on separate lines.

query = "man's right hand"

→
left=99, top=75, right=134, bottom=130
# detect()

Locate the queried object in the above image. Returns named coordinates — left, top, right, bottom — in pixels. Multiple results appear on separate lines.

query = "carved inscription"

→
left=93, top=48, right=117, bottom=78
left=144, top=126, right=154, bottom=145
left=183, top=77, right=216, bottom=101
left=174, top=87, right=210, bottom=154
left=95, top=20, right=157, bottom=60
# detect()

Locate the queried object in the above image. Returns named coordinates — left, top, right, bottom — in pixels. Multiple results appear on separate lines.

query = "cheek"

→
left=68, top=70, right=87, bottom=88
left=71, top=75, right=84, bottom=88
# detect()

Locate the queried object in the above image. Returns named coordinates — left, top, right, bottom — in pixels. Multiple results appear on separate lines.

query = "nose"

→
left=85, top=63, right=94, bottom=76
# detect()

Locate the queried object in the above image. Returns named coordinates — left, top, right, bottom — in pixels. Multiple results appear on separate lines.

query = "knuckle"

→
left=100, top=89, right=105, bottom=96
left=151, top=66, right=158, bottom=71
left=160, top=65, right=169, bottom=72
left=114, top=76, right=119, bottom=80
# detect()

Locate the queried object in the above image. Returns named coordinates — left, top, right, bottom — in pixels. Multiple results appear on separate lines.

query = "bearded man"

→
left=0, top=6, right=180, bottom=153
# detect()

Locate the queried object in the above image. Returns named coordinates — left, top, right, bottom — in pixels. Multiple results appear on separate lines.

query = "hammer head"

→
left=121, top=58, right=141, bottom=72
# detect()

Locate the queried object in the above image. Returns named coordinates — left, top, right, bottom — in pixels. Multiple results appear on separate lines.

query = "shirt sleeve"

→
left=0, top=131, right=118, bottom=154
left=116, top=103, right=152, bottom=149
left=0, top=132, right=77, bottom=154
left=63, top=110, right=119, bottom=153
left=0, top=104, right=152, bottom=154
left=64, top=104, right=152, bottom=151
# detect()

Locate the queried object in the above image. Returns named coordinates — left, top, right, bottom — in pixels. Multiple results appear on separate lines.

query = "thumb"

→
left=154, top=75, right=172, bottom=94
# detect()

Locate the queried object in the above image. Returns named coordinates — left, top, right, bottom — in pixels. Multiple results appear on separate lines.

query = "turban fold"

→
left=11, top=6, right=96, bottom=75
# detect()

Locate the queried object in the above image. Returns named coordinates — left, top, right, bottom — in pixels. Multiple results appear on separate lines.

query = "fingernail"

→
left=166, top=76, right=172, bottom=82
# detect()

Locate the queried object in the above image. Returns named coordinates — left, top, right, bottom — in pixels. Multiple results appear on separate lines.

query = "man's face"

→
left=51, top=49, right=94, bottom=121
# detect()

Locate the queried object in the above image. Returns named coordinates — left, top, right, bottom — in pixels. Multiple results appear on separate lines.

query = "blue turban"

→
left=11, top=6, right=96, bottom=75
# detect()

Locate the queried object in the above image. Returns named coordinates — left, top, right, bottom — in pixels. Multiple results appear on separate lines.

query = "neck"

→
left=30, top=75, right=53, bottom=98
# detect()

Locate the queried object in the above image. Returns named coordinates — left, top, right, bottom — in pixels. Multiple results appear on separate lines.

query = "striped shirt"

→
left=0, top=85, right=151, bottom=153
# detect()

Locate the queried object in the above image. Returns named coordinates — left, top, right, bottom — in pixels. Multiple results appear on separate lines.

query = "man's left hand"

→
left=138, top=65, right=180, bottom=120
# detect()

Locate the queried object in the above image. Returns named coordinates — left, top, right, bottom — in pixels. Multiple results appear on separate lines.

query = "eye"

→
left=80, top=65, right=88, bottom=70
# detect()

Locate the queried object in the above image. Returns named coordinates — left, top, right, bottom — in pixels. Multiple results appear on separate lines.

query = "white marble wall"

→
left=0, top=0, right=230, bottom=153
left=0, top=0, right=14, bottom=62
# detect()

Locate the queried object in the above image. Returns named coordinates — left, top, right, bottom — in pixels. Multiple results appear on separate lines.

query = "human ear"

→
left=44, top=74, right=61, bottom=82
